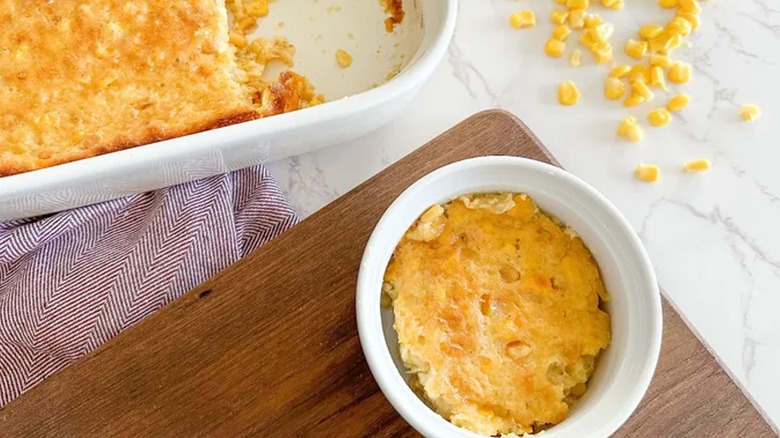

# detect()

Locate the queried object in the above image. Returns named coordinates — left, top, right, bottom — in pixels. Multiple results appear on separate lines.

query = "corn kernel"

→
left=668, top=62, right=692, bottom=83
left=683, top=159, right=711, bottom=172
left=584, top=14, right=603, bottom=29
left=648, top=108, right=672, bottom=126
left=659, top=0, right=678, bottom=8
left=228, top=31, right=247, bottom=48
left=629, top=64, right=650, bottom=83
left=632, top=80, right=654, bottom=101
left=509, top=10, right=536, bottom=29
left=678, top=0, right=701, bottom=14
left=244, top=0, right=269, bottom=17
left=650, top=53, right=672, bottom=68
left=567, top=0, right=589, bottom=9
left=593, top=23, right=614, bottom=42
left=568, top=9, right=586, bottom=29
left=741, top=104, right=761, bottom=122
left=591, top=41, right=613, bottom=63
left=667, top=32, right=682, bottom=50
left=668, top=17, right=692, bottom=36
left=335, top=49, right=353, bottom=68
left=570, top=49, right=582, bottom=67
left=677, top=12, right=700, bottom=30
left=550, top=9, right=569, bottom=25
left=601, top=0, right=624, bottom=10
left=648, top=33, right=673, bottom=53
left=610, top=65, right=631, bottom=78
left=545, top=38, right=566, bottom=57
left=555, top=0, right=566, bottom=4
left=635, top=164, right=660, bottom=182
left=649, top=66, right=667, bottom=89
left=625, top=39, right=648, bottom=59
left=579, top=30, right=597, bottom=49
left=624, top=94, right=645, bottom=107
left=667, top=94, right=690, bottom=111
left=553, top=25, right=572, bottom=41
left=605, top=77, right=625, bottom=100
left=639, top=24, right=664, bottom=40
left=558, top=80, right=580, bottom=106
left=618, top=116, right=644, bottom=141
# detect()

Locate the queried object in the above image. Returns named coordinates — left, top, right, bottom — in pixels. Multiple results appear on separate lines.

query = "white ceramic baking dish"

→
left=0, top=0, right=457, bottom=220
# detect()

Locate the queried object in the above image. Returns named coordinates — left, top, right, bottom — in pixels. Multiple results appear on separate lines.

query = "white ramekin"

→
left=356, top=156, right=662, bottom=438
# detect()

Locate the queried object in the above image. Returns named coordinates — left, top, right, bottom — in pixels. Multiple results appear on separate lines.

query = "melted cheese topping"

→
left=385, top=193, right=611, bottom=435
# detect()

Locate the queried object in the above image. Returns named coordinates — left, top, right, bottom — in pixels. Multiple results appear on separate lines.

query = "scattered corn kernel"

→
left=635, top=164, right=660, bottom=182
left=567, top=0, right=589, bottom=9
left=555, top=0, right=566, bottom=4
left=625, top=39, right=648, bottom=59
left=591, top=41, right=613, bottom=63
left=569, top=49, right=582, bottom=67
left=683, top=159, right=711, bottom=172
left=632, top=80, right=654, bottom=100
left=668, top=61, right=692, bottom=83
left=335, top=49, right=353, bottom=68
left=639, top=24, right=664, bottom=39
left=228, top=31, right=247, bottom=48
left=629, top=64, right=650, bottom=83
left=659, top=0, right=678, bottom=8
left=244, top=0, right=269, bottom=17
left=550, top=8, right=569, bottom=25
left=677, top=12, right=701, bottom=30
left=649, top=66, right=667, bottom=89
left=510, top=10, right=536, bottom=29
left=667, top=94, right=690, bottom=111
left=678, top=0, right=701, bottom=14
left=668, top=17, right=692, bottom=36
left=601, top=0, right=624, bottom=10
left=741, top=104, right=761, bottom=122
left=593, top=23, right=614, bottom=42
left=648, top=108, right=672, bottom=126
left=553, top=25, right=572, bottom=41
left=667, top=32, right=682, bottom=50
left=568, top=9, right=586, bottom=29
left=610, top=65, right=631, bottom=78
left=558, top=80, right=581, bottom=106
left=605, top=77, right=626, bottom=100
left=545, top=38, right=566, bottom=57
left=648, top=32, right=673, bottom=53
left=649, top=53, right=672, bottom=68
left=579, top=30, right=597, bottom=49
left=584, top=14, right=603, bottom=29
left=618, top=116, right=644, bottom=142
left=624, top=94, right=645, bottom=107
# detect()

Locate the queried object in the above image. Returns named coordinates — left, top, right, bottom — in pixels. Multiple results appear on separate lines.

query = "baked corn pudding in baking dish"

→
left=383, top=193, right=611, bottom=436
left=0, top=0, right=403, bottom=176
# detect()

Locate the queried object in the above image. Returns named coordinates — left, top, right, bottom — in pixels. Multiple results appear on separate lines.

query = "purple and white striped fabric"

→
left=0, top=164, right=298, bottom=408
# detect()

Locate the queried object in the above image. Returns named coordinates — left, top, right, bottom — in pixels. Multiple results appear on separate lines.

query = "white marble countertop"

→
left=268, top=0, right=780, bottom=430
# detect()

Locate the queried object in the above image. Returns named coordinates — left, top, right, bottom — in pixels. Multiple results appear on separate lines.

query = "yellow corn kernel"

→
left=550, top=8, right=569, bottom=25
left=568, top=9, right=586, bottom=29
left=579, top=30, right=597, bottom=49
left=569, top=49, right=582, bottom=67
left=567, top=0, right=589, bottom=9
left=635, top=164, right=660, bottom=182
left=678, top=0, right=701, bottom=14
left=667, top=94, right=690, bottom=111
left=593, top=23, right=614, bottom=42
left=667, top=32, right=682, bottom=50
left=647, top=33, right=672, bottom=53
left=605, top=77, right=626, bottom=100
left=244, top=0, right=269, bottom=17
left=683, top=159, right=711, bottom=172
left=741, top=104, right=761, bottom=122
left=555, top=0, right=566, bottom=4
left=509, top=10, right=536, bottom=29
left=632, top=80, right=654, bottom=100
left=648, top=108, right=672, bottom=126
left=625, top=39, right=648, bottom=59
left=668, top=17, right=692, bottom=36
left=677, top=12, right=701, bottom=30
left=610, top=65, right=631, bottom=78
left=558, top=80, right=580, bottom=106
left=659, top=0, right=677, bottom=8
left=335, top=49, right=353, bottom=68
left=650, top=53, right=672, bottom=68
left=601, top=0, right=624, bottom=10
left=624, top=94, right=645, bottom=107
left=618, top=116, right=644, bottom=142
left=668, top=61, right=691, bottom=83
left=553, top=25, right=572, bottom=41
left=629, top=64, right=650, bottom=83
left=545, top=38, right=566, bottom=57
left=591, top=41, right=613, bottom=63
left=236, top=16, right=258, bottom=32
left=649, top=66, right=667, bottom=89
left=584, top=14, right=603, bottom=29
left=228, top=31, right=247, bottom=48
left=639, top=24, right=664, bottom=40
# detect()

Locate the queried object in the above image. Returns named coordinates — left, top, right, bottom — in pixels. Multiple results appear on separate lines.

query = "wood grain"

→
left=0, top=110, right=774, bottom=438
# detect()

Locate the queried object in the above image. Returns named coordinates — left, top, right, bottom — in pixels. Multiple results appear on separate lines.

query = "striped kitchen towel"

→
left=0, top=164, right=298, bottom=408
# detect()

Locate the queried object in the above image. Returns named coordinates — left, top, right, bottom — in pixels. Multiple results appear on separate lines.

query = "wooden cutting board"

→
left=1, top=110, right=775, bottom=437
